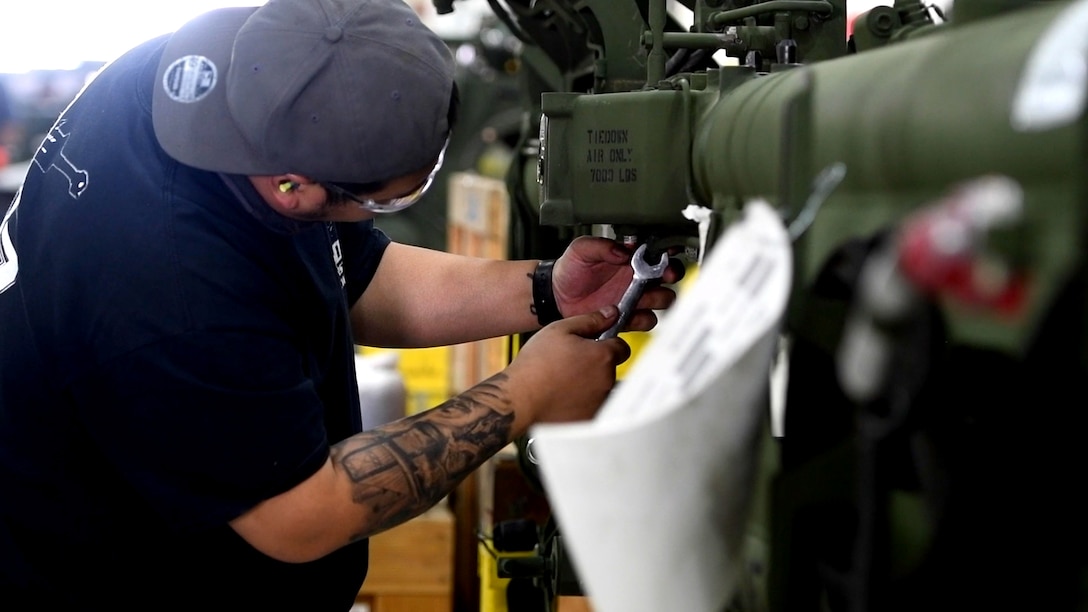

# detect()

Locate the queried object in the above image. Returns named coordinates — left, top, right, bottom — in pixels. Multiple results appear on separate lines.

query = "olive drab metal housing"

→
left=434, top=1, right=1088, bottom=610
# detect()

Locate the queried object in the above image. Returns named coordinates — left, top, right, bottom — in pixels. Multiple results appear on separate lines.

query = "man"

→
left=0, top=0, right=681, bottom=609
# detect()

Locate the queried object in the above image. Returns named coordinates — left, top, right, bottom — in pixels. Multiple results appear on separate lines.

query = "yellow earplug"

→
left=279, top=181, right=296, bottom=193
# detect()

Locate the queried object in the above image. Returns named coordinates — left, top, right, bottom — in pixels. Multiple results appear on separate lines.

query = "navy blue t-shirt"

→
left=0, top=34, right=391, bottom=610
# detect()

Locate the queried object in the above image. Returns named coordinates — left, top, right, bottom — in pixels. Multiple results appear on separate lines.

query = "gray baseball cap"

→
left=152, top=0, right=454, bottom=183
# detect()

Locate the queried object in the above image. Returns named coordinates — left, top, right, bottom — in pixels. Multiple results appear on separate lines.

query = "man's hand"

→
left=552, top=236, right=685, bottom=333
left=505, top=305, right=630, bottom=427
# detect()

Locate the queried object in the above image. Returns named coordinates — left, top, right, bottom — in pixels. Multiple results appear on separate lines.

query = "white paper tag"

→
left=597, top=198, right=792, bottom=425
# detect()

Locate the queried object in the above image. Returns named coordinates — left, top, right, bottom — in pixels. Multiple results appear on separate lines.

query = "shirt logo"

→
left=327, top=222, right=345, bottom=287
left=33, top=120, right=89, bottom=198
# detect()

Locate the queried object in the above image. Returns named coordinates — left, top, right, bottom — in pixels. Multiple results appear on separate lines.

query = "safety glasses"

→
left=321, top=136, right=449, bottom=214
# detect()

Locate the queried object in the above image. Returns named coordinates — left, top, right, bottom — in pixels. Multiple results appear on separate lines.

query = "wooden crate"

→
left=446, top=173, right=514, bottom=611
left=447, top=171, right=509, bottom=261
left=559, top=597, right=595, bottom=611
left=446, top=172, right=510, bottom=394
left=357, top=506, right=455, bottom=612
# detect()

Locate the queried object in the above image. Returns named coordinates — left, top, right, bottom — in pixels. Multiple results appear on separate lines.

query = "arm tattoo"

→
left=330, top=372, right=515, bottom=539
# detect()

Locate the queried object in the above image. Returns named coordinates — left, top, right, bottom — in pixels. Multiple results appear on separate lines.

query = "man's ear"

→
left=262, top=173, right=310, bottom=212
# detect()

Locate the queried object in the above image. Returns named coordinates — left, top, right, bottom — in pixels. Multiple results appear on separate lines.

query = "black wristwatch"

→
left=532, top=259, right=563, bottom=326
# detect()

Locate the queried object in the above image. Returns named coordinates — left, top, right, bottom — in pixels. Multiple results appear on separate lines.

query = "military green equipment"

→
left=435, top=1, right=1088, bottom=610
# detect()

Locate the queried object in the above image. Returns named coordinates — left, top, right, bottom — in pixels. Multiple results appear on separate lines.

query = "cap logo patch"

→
left=162, top=55, right=218, bottom=104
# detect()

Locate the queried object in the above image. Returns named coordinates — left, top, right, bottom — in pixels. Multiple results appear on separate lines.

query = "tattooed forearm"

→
left=330, top=373, right=515, bottom=538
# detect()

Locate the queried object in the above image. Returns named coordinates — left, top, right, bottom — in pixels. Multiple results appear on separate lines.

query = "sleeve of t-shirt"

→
left=337, top=219, right=391, bottom=307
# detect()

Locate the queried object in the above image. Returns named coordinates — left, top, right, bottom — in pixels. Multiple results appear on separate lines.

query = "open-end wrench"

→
left=523, top=245, right=668, bottom=467
left=597, top=243, right=670, bottom=341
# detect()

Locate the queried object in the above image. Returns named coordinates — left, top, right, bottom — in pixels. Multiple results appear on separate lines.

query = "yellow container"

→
left=358, top=346, right=452, bottom=415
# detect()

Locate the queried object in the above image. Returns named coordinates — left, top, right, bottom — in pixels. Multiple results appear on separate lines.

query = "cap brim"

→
left=153, top=7, right=266, bottom=175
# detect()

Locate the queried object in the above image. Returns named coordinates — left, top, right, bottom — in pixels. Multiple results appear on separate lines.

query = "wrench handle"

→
left=597, top=279, right=648, bottom=340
